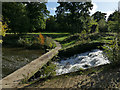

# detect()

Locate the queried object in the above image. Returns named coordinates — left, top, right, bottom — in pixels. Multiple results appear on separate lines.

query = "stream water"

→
left=2, top=47, right=110, bottom=79
left=55, top=49, right=110, bottom=75
left=2, top=47, right=45, bottom=78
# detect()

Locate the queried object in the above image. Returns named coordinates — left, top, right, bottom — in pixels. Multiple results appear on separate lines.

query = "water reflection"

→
left=2, top=47, right=45, bottom=78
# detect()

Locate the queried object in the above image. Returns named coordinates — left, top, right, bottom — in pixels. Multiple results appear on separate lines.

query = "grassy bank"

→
left=2, top=33, right=57, bottom=50
left=53, top=32, right=115, bottom=57
left=5, top=32, right=119, bottom=88
left=25, top=64, right=120, bottom=88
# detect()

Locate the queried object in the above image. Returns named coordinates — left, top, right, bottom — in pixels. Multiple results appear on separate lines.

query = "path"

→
left=0, top=41, right=61, bottom=88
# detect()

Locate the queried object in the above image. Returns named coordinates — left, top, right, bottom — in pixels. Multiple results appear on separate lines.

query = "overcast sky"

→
left=46, top=0, right=119, bottom=19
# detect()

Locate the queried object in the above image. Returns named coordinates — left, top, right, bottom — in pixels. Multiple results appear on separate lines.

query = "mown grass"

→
left=54, top=36, right=69, bottom=42
left=52, top=32, right=115, bottom=49
left=62, top=40, right=76, bottom=48
left=5, top=32, right=115, bottom=49
left=6, top=32, right=70, bottom=35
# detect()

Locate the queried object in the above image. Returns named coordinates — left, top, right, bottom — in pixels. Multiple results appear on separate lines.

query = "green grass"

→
left=62, top=40, right=76, bottom=48
left=54, top=36, right=68, bottom=42
left=41, top=32, right=69, bottom=35
left=6, top=32, right=70, bottom=35
left=5, top=32, right=116, bottom=49
left=57, top=32, right=116, bottom=49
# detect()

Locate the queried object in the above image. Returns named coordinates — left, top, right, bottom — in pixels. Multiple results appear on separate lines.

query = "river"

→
left=55, top=49, right=110, bottom=75
left=2, top=47, right=45, bottom=78
left=2, top=48, right=110, bottom=79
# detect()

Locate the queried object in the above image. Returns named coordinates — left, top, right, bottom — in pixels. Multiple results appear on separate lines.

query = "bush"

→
left=44, top=37, right=56, bottom=49
left=18, top=34, right=56, bottom=49
left=18, top=34, right=45, bottom=49
left=102, top=37, right=120, bottom=66
left=40, top=62, right=56, bottom=78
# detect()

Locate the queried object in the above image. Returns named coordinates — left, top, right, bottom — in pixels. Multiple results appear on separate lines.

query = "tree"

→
left=25, top=2, right=50, bottom=32
left=107, top=11, right=120, bottom=33
left=98, top=19, right=107, bottom=32
left=92, top=11, right=107, bottom=22
left=55, top=2, right=93, bottom=33
left=87, top=17, right=99, bottom=33
left=46, top=16, right=59, bottom=32
left=2, top=2, right=30, bottom=33
left=107, top=11, right=119, bottom=21
left=2, top=2, right=50, bottom=33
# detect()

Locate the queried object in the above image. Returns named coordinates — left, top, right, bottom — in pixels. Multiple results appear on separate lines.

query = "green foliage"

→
left=102, top=37, right=120, bottom=65
left=46, top=16, right=59, bottom=32
left=39, top=62, right=56, bottom=78
left=55, top=2, right=93, bottom=33
left=18, top=36, right=34, bottom=47
left=45, top=37, right=56, bottom=49
left=18, top=35, right=44, bottom=49
left=79, top=30, right=91, bottom=44
left=0, top=18, right=8, bottom=43
left=25, top=2, right=49, bottom=32
left=98, top=19, right=107, bottom=32
left=107, top=11, right=119, bottom=21
left=92, top=11, right=107, bottom=22
left=107, top=11, right=120, bottom=33
left=108, top=21, right=119, bottom=33
left=2, top=2, right=30, bottom=33
left=13, top=15, right=30, bottom=33
left=2, top=2, right=49, bottom=33
left=88, top=17, right=99, bottom=33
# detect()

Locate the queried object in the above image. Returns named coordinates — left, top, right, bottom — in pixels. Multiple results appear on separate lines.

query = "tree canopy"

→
left=2, top=2, right=30, bottom=33
left=2, top=2, right=49, bottom=33
left=25, top=2, right=50, bottom=32
left=55, top=2, right=93, bottom=33
left=2, top=2, right=119, bottom=34
left=92, top=11, right=107, bottom=22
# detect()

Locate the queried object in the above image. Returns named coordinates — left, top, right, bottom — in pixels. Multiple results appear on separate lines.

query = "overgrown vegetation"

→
left=26, top=61, right=57, bottom=84
left=102, top=36, right=120, bottom=67
left=0, top=18, right=8, bottom=43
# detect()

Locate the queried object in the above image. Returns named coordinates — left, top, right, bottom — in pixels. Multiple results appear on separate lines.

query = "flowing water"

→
left=55, top=49, right=110, bottom=75
left=2, top=47, right=45, bottom=78
left=2, top=47, right=110, bottom=79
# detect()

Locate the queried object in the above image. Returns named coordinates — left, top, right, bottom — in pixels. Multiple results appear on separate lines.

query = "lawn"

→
left=5, top=32, right=116, bottom=49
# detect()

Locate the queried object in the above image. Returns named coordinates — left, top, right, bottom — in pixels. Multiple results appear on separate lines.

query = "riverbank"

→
left=21, top=32, right=120, bottom=88
left=2, top=47, right=45, bottom=78
left=2, top=32, right=120, bottom=88
left=1, top=38, right=61, bottom=88
left=26, top=64, right=120, bottom=88
left=2, top=33, right=56, bottom=50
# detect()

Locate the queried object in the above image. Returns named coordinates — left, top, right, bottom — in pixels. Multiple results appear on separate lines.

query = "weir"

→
left=0, top=41, right=61, bottom=88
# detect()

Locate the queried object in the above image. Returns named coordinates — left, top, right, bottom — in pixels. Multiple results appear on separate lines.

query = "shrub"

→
left=44, top=37, right=56, bottom=49
left=18, top=33, right=45, bottom=49
left=37, top=33, right=44, bottom=45
left=0, top=20, right=8, bottom=43
left=102, top=37, right=120, bottom=66
left=38, top=62, right=56, bottom=79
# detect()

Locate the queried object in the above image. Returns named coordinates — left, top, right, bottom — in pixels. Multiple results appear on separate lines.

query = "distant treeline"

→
left=2, top=2, right=120, bottom=34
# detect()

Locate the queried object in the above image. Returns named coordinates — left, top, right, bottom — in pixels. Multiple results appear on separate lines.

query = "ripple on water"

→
left=2, top=47, right=44, bottom=78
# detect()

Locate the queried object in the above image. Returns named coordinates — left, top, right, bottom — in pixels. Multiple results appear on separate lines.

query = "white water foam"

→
left=55, top=49, right=110, bottom=75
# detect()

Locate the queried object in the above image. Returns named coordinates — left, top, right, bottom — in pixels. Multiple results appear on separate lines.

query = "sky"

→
left=46, top=0, right=120, bottom=19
